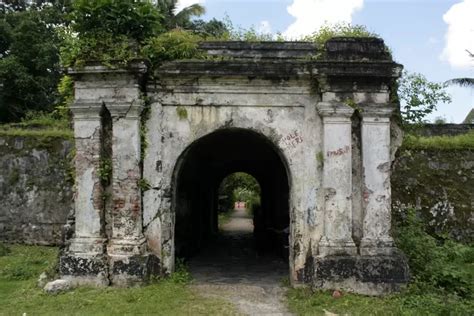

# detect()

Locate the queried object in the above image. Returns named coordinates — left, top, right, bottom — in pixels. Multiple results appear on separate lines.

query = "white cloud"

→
left=175, top=0, right=205, bottom=13
left=441, top=0, right=474, bottom=69
left=428, top=36, right=439, bottom=45
left=257, top=20, right=272, bottom=34
left=283, top=0, right=364, bottom=39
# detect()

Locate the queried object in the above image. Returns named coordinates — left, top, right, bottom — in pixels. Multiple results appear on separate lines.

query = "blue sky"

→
left=178, top=0, right=474, bottom=123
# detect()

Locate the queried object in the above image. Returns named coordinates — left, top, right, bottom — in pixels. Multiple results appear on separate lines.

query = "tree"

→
left=190, top=18, right=228, bottom=38
left=154, top=0, right=205, bottom=30
left=218, top=173, right=260, bottom=213
left=398, top=71, right=452, bottom=124
left=0, top=4, right=66, bottom=122
left=445, top=50, right=474, bottom=88
left=71, top=0, right=162, bottom=42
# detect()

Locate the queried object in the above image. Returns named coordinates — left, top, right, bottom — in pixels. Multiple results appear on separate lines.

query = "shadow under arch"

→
left=171, top=128, right=291, bottom=262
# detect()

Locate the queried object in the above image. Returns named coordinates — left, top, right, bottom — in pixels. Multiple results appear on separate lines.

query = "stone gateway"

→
left=60, top=38, right=410, bottom=295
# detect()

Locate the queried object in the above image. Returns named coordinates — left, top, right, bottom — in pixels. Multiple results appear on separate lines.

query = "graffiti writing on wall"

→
left=327, top=145, right=350, bottom=157
left=280, top=130, right=303, bottom=150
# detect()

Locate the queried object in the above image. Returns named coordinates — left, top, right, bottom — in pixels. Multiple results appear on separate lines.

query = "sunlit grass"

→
left=0, top=245, right=238, bottom=316
left=403, top=131, right=474, bottom=150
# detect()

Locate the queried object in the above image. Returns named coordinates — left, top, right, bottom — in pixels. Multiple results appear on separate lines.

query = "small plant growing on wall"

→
left=98, top=158, right=112, bottom=186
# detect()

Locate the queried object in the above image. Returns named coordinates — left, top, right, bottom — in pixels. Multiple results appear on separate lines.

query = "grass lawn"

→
left=287, top=286, right=473, bottom=316
left=0, top=245, right=238, bottom=316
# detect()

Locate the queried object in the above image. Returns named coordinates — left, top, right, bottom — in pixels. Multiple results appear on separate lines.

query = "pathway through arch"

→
left=188, top=206, right=293, bottom=315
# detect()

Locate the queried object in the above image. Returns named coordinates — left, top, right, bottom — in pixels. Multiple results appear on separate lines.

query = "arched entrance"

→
left=62, top=39, right=410, bottom=294
left=172, top=128, right=291, bottom=274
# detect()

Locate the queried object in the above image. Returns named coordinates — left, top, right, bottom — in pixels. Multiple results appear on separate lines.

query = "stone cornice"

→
left=67, top=60, right=149, bottom=76
left=156, top=60, right=402, bottom=82
left=317, top=102, right=355, bottom=119
left=199, top=41, right=318, bottom=59
left=106, top=100, right=144, bottom=119
left=70, top=100, right=102, bottom=120
left=360, top=105, right=395, bottom=118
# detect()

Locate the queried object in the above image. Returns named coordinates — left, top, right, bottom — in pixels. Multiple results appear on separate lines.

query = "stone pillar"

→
left=60, top=101, right=109, bottom=286
left=104, top=63, right=159, bottom=286
left=107, top=101, right=147, bottom=261
left=317, top=101, right=357, bottom=256
left=360, top=107, right=395, bottom=255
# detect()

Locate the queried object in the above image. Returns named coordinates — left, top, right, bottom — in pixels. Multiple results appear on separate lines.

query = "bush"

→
left=61, top=0, right=162, bottom=68
left=303, top=23, right=379, bottom=50
left=61, top=32, right=140, bottom=68
left=393, top=207, right=473, bottom=298
left=142, top=29, right=204, bottom=66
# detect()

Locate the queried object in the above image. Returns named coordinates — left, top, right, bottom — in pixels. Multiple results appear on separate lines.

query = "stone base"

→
left=59, top=254, right=109, bottom=287
left=312, top=252, right=410, bottom=296
left=109, top=254, right=161, bottom=287
left=359, top=237, right=395, bottom=256
left=319, top=238, right=358, bottom=256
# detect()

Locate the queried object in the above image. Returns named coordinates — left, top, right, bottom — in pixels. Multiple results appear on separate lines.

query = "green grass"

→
left=0, top=127, right=73, bottom=139
left=287, top=287, right=473, bottom=316
left=0, top=111, right=73, bottom=139
left=403, top=131, right=474, bottom=150
left=0, top=245, right=237, bottom=316
left=288, top=207, right=474, bottom=316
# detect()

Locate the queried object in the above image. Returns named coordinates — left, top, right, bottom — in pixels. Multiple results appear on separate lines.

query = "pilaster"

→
left=317, top=100, right=357, bottom=256
left=359, top=106, right=395, bottom=255
left=60, top=101, right=108, bottom=287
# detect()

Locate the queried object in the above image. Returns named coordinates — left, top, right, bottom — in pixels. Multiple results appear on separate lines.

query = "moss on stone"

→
left=176, top=107, right=188, bottom=120
left=392, top=145, right=473, bottom=243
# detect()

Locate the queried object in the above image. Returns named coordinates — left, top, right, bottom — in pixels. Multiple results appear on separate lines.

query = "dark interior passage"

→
left=173, top=128, right=290, bottom=262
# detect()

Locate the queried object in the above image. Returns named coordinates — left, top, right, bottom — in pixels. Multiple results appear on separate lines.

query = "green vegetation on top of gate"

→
left=1, top=0, right=451, bottom=129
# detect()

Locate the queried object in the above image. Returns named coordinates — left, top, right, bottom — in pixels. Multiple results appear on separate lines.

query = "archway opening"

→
left=173, top=129, right=290, bottom=272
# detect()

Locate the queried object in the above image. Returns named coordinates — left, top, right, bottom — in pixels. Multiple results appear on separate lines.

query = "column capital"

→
left=106, top=100, right=144, bottom=119
left=317, top=102, right=355, bottom=120
left=70, top=100, right=103, bottom=121
left=360, top=105, right=394, bottom=122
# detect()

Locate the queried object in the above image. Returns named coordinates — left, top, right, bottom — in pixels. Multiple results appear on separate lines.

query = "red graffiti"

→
left=280, top=130, right=303, bottom=149
left=327, top=145, right=350, bottom=157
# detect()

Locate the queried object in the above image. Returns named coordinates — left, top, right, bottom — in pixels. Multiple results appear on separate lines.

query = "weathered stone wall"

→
left=0, top=136, right=73, bottom=245
left=2, top=133, right=470, bottom=247
left=392, top=147, right=474, bottom=243
left=412, top=124, right=473, bottom=137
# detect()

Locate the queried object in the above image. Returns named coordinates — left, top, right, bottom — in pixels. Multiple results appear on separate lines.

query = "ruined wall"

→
left=392, top=147, right=474, bottom=243
left=0, top=135, right=74, bottom=245
left=412, top=124, right=473, bottom=137
left=1, top=132, right=472, bottom=247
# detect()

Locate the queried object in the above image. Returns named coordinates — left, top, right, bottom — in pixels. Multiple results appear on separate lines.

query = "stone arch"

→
left=61, top=39, right=410, bottom=294
left=170, top=127, right=292, bottom=263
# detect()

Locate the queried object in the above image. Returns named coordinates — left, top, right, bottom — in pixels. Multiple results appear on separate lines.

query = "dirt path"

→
left=188, top=208, right=293, bottom=315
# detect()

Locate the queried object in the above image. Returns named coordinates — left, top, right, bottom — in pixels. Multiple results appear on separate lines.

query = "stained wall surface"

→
left=0, top=136, right=73, bottom=245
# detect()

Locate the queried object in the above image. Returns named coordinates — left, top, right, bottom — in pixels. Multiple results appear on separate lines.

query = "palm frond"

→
left=445, top=78, right=474, bottom=88
left=174, top=3, right=205, bottom=24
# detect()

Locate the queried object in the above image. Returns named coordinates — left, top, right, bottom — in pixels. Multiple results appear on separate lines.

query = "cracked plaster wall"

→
left=142, top=78, right=323, bottom=278
left=0, top=136, right=73, bottom=245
